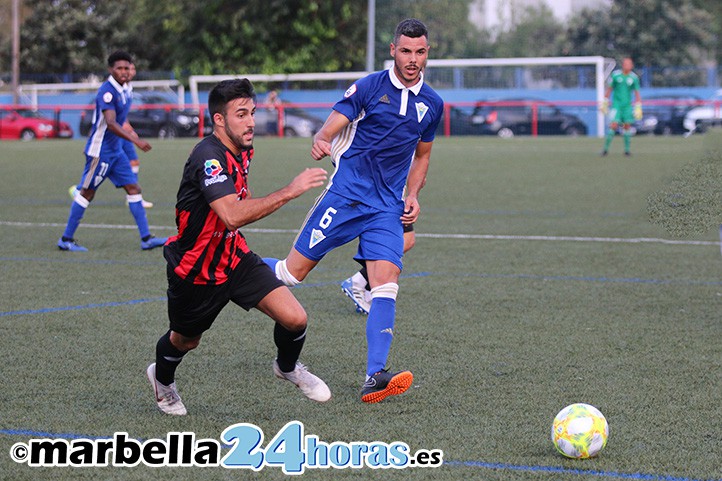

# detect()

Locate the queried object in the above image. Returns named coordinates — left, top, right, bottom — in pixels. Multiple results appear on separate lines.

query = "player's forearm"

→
left=406, top=157, right=429, bottom=198
left=221, top=188, right=296, bottom=230
left=105, top=121, right=131, bottom=141
left=314, top=111, right=349, bottom=144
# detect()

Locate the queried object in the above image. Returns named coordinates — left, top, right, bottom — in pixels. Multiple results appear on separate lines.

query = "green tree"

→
left=565, top=0, right=715, bottom=67
left=374, top=0, right=481, bottom=67
left=690, top=0, right=722, bottom=64
left=492, top=4, right=564, bottom=58
left=18, top=0, right=132, bottom=76
left=127, top=0, right=367, bottom=76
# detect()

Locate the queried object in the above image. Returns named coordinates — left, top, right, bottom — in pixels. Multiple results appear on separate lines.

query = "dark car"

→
left=80, top=92, right=210, bottom=138
left=0, top=109, right=73, bottom=140
left=635, top=94, right=701, bottom=136
left=252, top=107, right=325, bottom=137
left=445, top=98, right=587, bottom=137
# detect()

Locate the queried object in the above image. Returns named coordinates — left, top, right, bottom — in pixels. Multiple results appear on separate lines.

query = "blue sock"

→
left=263, top=257, right=279, bottom=272
left=62, top=199, right=87, bottom=239
left=366, top=297, right=396, bottom=376
left=127, top=196, right=151, bottom=240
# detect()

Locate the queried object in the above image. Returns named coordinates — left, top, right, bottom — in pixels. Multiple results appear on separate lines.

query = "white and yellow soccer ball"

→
left=551, top=403, right=608, bottom=459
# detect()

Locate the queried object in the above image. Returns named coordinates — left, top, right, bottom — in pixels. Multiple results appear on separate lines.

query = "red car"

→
left=0, top=109, right=73, bottom=140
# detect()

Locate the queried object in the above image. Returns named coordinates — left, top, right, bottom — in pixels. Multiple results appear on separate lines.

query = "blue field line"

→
left=446, top=460, right=721, bottom=481
left=0, top=274, right=433, bottom=317
left=1, top=270, right=719, bottom=317
left=286, top=272, right=432, bottom=289
left=0, top=256, right=162, bottom=266
left=459, top=272, right=722, bottom=287
left=0, top=297, right=166, bottom=317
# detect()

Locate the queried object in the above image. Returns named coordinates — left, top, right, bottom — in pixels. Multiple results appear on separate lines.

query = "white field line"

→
left=2, top=221, right=719, bottom=247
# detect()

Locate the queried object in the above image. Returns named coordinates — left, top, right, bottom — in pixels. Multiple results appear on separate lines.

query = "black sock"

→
left=274, top=324, right=306, bottom=373
left=155, top=330, right=187, bottom=386
left=359, top=266, right=370, bottom=290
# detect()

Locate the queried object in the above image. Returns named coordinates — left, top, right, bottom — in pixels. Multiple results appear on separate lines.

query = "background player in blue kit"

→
left=264, top=19, right=444, bottom=403
left=69, top=62, right=155, bottom=209
left=58, top=51, right=165, bottom=252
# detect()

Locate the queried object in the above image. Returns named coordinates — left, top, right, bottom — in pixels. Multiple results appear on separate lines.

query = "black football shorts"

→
left=167, top=252, right=284, bottom=337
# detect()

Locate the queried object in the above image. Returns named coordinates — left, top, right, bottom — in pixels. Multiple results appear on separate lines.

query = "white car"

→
left=683, top=89, right=722, bottom=135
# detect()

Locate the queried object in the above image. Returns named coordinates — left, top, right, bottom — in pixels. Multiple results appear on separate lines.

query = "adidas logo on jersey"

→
left=379, top=94, right=390, bottom=104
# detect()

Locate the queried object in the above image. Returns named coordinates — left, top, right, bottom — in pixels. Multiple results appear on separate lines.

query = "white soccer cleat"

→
left=341, top=272, right=371, bottom=314
left=273, top=360, right=331, bottom=402
left=146, top=363, right=187, bottom=415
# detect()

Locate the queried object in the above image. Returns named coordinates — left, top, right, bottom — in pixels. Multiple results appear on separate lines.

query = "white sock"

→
left=275, top=259, right=301, bottom=287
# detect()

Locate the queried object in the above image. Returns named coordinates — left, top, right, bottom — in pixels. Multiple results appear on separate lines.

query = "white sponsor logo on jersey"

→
left=204, top=174, right=228, bottom=186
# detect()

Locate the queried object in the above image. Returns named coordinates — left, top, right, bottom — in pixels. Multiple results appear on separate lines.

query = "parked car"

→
left=635, top=94, right=702, bottom=136
left=0, top=109, right=73, bottom=140
left=444, top=98, right=587, bottom=137
left=252, top=107, right=325, bottom=137
left=683, top=89, right=722, bottom=134
left=80, top=92, right=210, bottom=138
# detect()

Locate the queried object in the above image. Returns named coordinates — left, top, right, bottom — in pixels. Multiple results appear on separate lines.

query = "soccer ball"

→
left=551, top=403, right=608, bottom=459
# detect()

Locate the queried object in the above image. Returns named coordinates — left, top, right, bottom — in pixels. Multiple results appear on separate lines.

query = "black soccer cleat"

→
left=361, top=369, right=413, bottom=404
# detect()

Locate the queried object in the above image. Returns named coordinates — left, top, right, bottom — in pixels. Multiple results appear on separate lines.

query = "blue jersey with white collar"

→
left=84, top=76, right=131, bottom=158
left=328, top=69, right=443, bottom=213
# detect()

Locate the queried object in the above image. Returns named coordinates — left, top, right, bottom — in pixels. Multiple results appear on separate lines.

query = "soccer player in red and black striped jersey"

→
left=146, top=79, right=330, bottom=415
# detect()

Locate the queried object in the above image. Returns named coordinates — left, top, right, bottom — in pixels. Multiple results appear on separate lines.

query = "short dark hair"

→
left=107, top=50, right=132, bottom=67
left=208, top=78, right=256, bottom=119
left=393, top=18, right=428, bottom=44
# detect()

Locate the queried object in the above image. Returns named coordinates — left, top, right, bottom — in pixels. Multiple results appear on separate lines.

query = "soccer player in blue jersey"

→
left=58, top=51, right=165, bottom=252
left=264, top=19, right=444, bottom=403
left=69, top=62, right=154, bottom=209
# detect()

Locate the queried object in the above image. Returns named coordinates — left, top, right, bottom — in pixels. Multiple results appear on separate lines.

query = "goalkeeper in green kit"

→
left=600, top=57, right=642, bottom=156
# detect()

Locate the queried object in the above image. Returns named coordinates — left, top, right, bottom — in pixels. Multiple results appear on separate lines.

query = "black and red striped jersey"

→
left=164, top=134, right=253, bottom=285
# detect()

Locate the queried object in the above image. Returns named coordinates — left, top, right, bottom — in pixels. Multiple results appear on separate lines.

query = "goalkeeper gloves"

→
left=599, top=99, right=609, bottom=115
left=633, top=102, right=643, bottom=120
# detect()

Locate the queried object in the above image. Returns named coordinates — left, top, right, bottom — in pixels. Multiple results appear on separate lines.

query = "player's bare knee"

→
left=124, top=184, right=141, bottom=195
left=280, top=307, right=307, bottom=331
left=79, top=189, right=95, bottom=202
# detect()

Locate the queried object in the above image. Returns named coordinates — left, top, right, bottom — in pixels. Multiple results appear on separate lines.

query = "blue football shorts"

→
left=294, top=190, right=405, bottom=271
left=122, top=139, right=138, bottom=162
left=79, top=152, right=137, bottom=190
